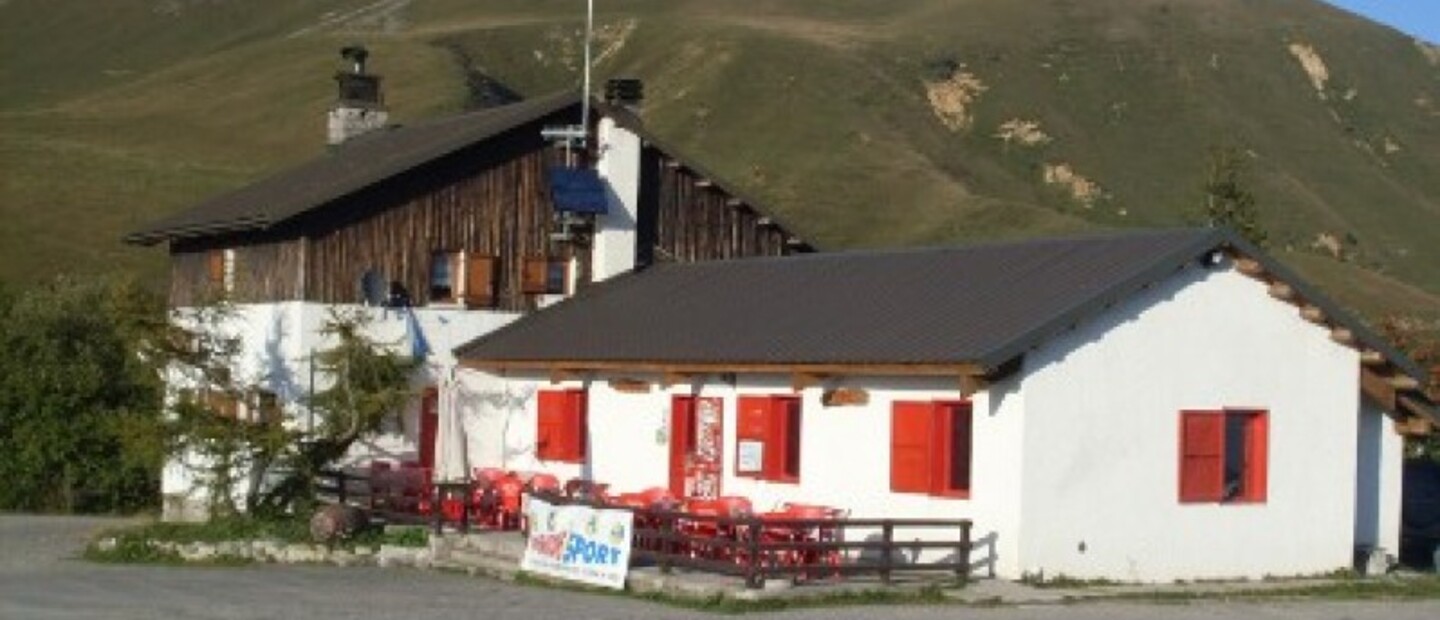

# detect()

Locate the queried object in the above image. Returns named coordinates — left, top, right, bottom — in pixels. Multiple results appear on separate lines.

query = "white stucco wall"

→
left=161, top=301, right=519, bottom=519
left=591, top=116, right=641, bottom=282
left=1354, top=397, right=1404, bottom=558
left=454, top=368, right=1028, bottom=577
left=1017, top=260, right=1363, bottom=582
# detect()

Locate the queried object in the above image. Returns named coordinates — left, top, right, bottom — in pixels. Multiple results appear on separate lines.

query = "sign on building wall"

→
left=520, top=497, right=635, bottom=589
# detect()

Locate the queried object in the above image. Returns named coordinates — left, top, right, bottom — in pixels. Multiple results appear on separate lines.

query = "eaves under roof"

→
left=125, top=91, right=582, bottom=245
left=454, top=227, right=1436, bottom=422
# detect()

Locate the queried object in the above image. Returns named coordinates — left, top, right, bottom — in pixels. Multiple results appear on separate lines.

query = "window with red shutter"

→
left=891, top=401, right=935, bottom=494
left=735, top=395, right=800, bottom=482
left=1179, top=408, right=1269, bottom=504
left=537, top=389, right=587, bottom=463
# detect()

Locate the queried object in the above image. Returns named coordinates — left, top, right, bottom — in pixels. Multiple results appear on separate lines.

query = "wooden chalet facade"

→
left=131, top=92, right=811, bottom=311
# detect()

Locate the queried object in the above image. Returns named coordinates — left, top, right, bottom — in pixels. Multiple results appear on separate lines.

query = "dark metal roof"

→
left=125, top=91, right=582, bottom=244
left=454, top=227, right=1432, bottom=390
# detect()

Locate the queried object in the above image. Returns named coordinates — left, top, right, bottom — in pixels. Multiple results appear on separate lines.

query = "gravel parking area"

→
left=3, top=514, right=1439, bottom=620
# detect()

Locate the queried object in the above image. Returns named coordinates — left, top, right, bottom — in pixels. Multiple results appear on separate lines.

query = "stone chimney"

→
left=327, top=45, right=388, bottom=146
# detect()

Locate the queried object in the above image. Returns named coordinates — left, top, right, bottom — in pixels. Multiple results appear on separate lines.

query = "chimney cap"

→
left=340, top=45, right=370, bottom=74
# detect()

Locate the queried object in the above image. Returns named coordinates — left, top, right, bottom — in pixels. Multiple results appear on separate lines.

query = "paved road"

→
left=4, top=514, right=1440, bottom=620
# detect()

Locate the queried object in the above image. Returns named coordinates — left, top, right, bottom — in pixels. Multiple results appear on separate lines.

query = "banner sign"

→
left=520, top=496, right=634, bottom=589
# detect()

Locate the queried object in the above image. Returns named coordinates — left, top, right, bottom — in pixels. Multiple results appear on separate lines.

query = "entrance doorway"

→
left=669, top=395, right=724, bottom=499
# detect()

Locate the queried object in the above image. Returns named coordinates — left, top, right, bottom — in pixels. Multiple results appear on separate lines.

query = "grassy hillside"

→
left=1, top=0, right=1437, bottom=332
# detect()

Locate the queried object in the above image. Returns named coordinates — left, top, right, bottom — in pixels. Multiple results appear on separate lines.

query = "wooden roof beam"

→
left=1268, top=282, right=1296, bottom=302
left=1235, top=257, right=1266, bottom=279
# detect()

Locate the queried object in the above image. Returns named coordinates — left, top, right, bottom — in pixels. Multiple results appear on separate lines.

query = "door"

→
left=418, top=387, right=439, bottom=480
left=669, top=395, right=724, bottom=499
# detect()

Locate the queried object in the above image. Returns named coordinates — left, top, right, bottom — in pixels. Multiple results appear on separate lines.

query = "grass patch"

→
left=83, top=515, right=430, bottom=565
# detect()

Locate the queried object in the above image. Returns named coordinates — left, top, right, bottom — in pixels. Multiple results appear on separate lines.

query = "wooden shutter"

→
left=735, top=396, right=772, bottom=477
left=1179, top=411, right=1225, bottom=502
left=567, top=389, right=588, bottom=461
left=463, top=255, right=497, bottom=307
left=207, top=251, right=225, bottom=287
left=537, top=389, right=586, bottom=462
left=891, top=401, right=935, bottom=493
left=778, top=397, right=802, bottom=481
left=1242, top=411, right=1268, bottom=502
left=537, top=390, right=566, bottom=461
left=937, top=403, right=973, bottom=495
left=522, top=258, right=551, bottom=294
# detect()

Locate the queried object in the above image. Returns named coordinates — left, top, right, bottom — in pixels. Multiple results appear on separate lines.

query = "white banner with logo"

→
left=520, top=496, right=634, bottom=590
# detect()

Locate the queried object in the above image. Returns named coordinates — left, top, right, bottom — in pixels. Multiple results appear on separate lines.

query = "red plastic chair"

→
left=493, top=476, right=525, bottom=530
left=528, top=473, right=561, bottom=494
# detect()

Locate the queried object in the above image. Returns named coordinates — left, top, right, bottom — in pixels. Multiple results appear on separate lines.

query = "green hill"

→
left=1, top=0, right=1437, bottom=331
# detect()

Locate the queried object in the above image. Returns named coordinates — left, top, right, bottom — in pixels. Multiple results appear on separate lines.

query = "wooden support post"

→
left=548, top=367, right=576, bottom=385
left=957, top=521, right=972, bottom=585
left=1268, top=282, right=1296, bottom=302
left=959, top=374, right=988, bottom=398
left=880, top=520, right=895, bottom=585
left=745, top=515, right=763, bottom=589
left=791, top=372, right=824, bottom=392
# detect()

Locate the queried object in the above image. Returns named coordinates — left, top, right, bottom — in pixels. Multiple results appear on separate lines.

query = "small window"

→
left=429, top=251, right=460, bottom=303
left=735, top=395, right=802, bottom=483
left=206, top=249, right=235, bottom=294
left=523, top=257, right=568, bottom=295
left=1179, top=409, right=1268, bottom=504
left=890, top=400, right=972, bottom=497
left=537, top=389, right=587, bottom=463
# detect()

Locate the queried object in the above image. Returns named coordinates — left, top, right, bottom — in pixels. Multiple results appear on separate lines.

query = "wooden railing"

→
left=530, top=491, right=972, bottom=589
left=315, top=468, right=431, bottom=527
left=314, top=478, right=974, bottom=589
left=632, top=510, right=972, bottom=589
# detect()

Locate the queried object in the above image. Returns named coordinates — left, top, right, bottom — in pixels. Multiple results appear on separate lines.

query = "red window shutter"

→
left=936, top=403, right=973, bottom=495
left=736, top=396, right=772, bottom=478
left=568, top=390, right=588, bottom=461
left=891, top=401, right=935, bottom=494
left=779, top=397, right=802, bottom=481
left=1243, top=411, right=1268, bottom=502
left=1179, top=411, right=1225, bottom=502
left=537, top=390, right=567, bottom=461
left=463, top=255, right=497, bottom=307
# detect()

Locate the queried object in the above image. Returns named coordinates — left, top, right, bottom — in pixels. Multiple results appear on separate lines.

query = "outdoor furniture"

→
left=493, top=475, right=525, bottom=530
left=527, top=473, right=561, bottom=494
left=563, top=478, right=610, bottom=502
left=760, top=502, right=847, bottom=577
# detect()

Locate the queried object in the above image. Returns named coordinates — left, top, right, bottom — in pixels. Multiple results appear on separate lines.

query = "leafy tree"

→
left=0, top=276, right=165, bottom=513
left=1202, top=146, right=1268, bottom=247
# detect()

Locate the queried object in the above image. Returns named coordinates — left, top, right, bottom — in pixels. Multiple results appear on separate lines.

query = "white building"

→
left=126, top=66, right=812, bottom=519
left=451, top=228, right=1439, bottom=582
